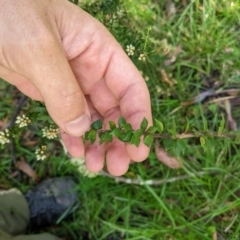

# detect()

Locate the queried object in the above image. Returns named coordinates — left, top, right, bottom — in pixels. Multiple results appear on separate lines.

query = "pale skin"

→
left=0, top=0, right=152, bottom=176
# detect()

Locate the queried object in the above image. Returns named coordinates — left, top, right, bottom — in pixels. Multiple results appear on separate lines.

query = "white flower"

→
left=15, top=114, right=31, bottom=128
left=126, top=44, right=135, bottom=56
left=145, top=76, right=150, bottom=81
left=35, top=145, right=47, bottom=161
left=70, top=157, right=98, bottom=178
left=0, top=129, right=10, bottom=145
left=42, top=126, right=59, bottom=139
left=156, top=85, right=163, bottom=93
left=138, top=53, right=146, bottom=61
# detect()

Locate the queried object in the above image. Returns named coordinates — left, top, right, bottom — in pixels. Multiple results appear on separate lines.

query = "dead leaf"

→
left=16, top=159, right=39, bottom=181
left=215, top=99, right=238, bottom=131
left=224, top=100, right=238, bottom=131
left=213, top=231, right=217, bottom=240
left=0, top=117, right=9, bottom=129
left=154, top=141, right=182, bottom=169
left=164, top=45, right=182, bottom=66
left=165, top=0, right=176, bottom=19
left=159, top=68, right=176, bottom=87
left=22, top=140, right=39, bottom=147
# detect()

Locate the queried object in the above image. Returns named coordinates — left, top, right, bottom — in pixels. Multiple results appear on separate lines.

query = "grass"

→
left=1, top=0, right=240, bottom=239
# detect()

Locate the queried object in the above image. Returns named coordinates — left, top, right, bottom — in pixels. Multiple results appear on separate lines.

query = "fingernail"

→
left=64, top=114, right=91, bottom=136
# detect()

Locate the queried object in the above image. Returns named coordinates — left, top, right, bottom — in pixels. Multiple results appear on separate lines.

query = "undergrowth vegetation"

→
left=1, top=0, right=240, bottom=239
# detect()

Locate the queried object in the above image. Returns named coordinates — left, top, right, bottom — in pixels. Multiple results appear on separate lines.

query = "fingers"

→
left=23, top=35, right=91, bottom=137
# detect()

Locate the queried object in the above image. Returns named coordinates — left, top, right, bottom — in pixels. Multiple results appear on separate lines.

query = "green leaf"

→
left=234, top=134, right=240, bottom=144
left=121, top=131, right=133, bottom=142
left=118, top=116, right=127, bottom=128
left=203, top=116, right=208, bottom=132
left=218, top=115, right=225, bottom=136
left=84, top=131, right=90, bottom=141
left=98, top=131, right=113, bottom=144
left=91, top=119, right=103, bottom=130
left=123, top=123, right=133, bottom=132
left=200, top=136, right=205, bottom=146
left=105, top=131, right=113, bottom=142
left=200, top=136, right=206, bottom=152
left=130, top=134, right=141, bottom=147
left=154, top=118, right=164, bottom=133
left=112, top=128, right=122, bottom=139
left=133, top=129, right=144, bottom=138
left=143, top=134, right=154, bottom=147
left=109, top=121, right=116, bottom=130
left=146, top=126, right=157, bottom=133
left=99, top=134, right=105, bottom=145
left=192, top=128, right=200, bottom=137
left=89, top=129, right=97, bottom=144
left=140, top=117, right=148, bottom=131
left=184, top=117, right=190, bottom=133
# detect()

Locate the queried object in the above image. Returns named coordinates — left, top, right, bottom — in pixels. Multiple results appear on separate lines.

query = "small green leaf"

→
left=98, top=131, right=113, bottom=144
left=89, top=129, right=97, bottom=144
left=109, top=121, right=116, bottom=130
left=122, top=131, right=133, bottom=142
left=154, top=118, right=164, bottom=133
left=200, top=136, right=205, bottom=146
left=140, top=117, right=148, bottom=131
left=200, top=136, right=206, bottom=152
left=118, top=116, right=127, bottom=128
left=84, top=131, right=90, bottom=141
left=112, top=128, right=122, bottom=139
left=146, top=126, right=157, bottom=133
left=192, top=128, right=200, bottom=137
left=218, top=115, right=225, bottom=136
left=234, top=134, right=240, bottom=144
left=184, top=117, right=190, bottom=133
left=91, top=119, right=103, bottom=130
left=130, top=134, right=141, bottom=147
left=133, top=129, right=144, bottom=138
left=123, top=123, right=133, bottom=132
left=105, top=131, right=113, bottom=142
left=143, top=134, right=154, bottom=147
left=99, top=134, right=105, bottom=145
left=203, top=116, right=208, bottom=132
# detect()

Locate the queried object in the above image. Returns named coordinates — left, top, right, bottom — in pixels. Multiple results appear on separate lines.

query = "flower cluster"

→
left=138, top=53, right=146, bottom=61
left=0, top=129, right=10, bottom=145
left=126, top=44, right=135, bottom=56
left=15, top=114, right=31, bottom=128
left=42, top=126, right=59, bottom=139
left=35, top=145, right=47, bottom=161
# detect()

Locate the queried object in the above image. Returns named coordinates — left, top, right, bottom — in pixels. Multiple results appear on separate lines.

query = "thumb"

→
left=25, top=37, right=91, bottom=137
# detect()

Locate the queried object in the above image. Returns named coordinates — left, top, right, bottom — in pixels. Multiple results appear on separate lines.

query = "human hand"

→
left=0, top=0, right=152, bottom=176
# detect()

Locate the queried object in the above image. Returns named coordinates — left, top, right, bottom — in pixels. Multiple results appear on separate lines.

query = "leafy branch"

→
left=84, top=116, right=240, bottom=148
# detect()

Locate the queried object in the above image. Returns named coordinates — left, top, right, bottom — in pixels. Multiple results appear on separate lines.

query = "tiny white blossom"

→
left=35, top=145, right=47, bottom=161
left=0, top=129, right=10, bottom=145
left=145, top=76, right=150, bottom=81
left=42, top=126, right=59, bottom=139
left=15, top=114, right=31, bottom=128
left=126, top=44, right=135, bottom=56
left=156, top=85, right=163, bottom=93
left=138, top=53, right=146, bottom=61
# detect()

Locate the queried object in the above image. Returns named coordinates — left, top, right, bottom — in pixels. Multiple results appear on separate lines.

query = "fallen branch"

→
left=99, top=170, right=215, bottom=186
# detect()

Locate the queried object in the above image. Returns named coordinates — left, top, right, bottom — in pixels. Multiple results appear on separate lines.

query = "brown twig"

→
left=4, top=95, right=28, bottom=165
